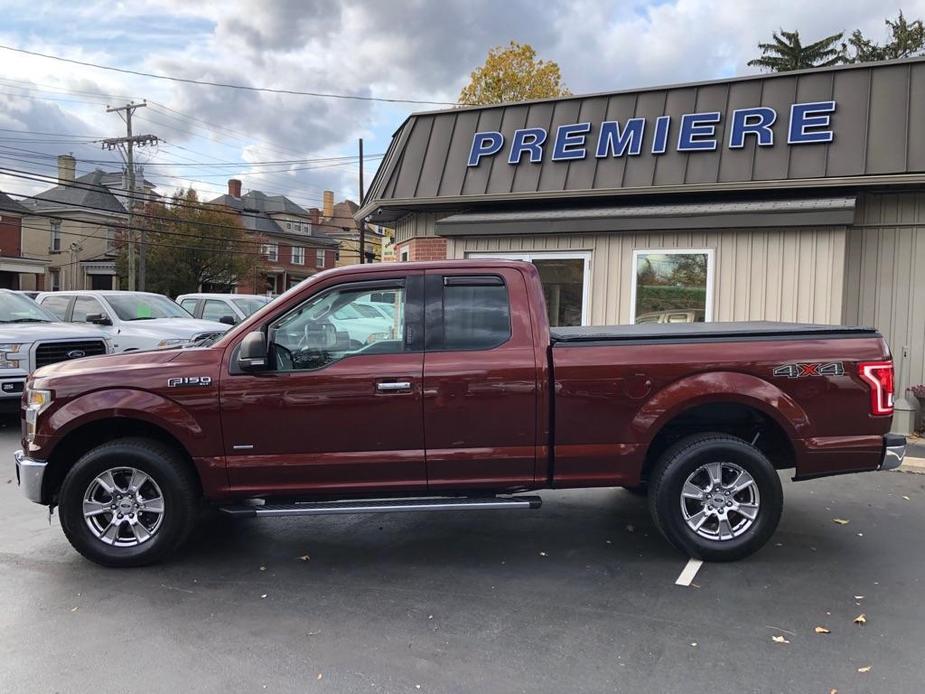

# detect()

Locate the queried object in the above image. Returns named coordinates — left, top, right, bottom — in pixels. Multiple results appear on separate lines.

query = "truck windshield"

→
left=106, top=294, right=192, bottom=321
left=0, top=292, right=57, bottom=323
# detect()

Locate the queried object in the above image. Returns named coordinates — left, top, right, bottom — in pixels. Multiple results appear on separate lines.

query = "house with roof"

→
left=18, top=154, right=156, bottom=291
left=0, top=190, right=48, bottom=290
left=314, top=190, right=389, bottom=266
left=209, top=179, right=339, bottom=294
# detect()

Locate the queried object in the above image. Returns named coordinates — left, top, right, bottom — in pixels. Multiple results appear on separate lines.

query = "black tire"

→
left=58, top=438, right=199, bottom=568
left=648, top=433, right=783, bottom=562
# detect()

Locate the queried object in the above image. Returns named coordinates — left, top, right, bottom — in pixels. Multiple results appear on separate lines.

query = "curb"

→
left=898, top=456, right=925, bottom=474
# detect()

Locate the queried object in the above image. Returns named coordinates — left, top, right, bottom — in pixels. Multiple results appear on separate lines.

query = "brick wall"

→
left=0, top=214, right=22, bottom=257
left=396, top=237, right=447, bottom=261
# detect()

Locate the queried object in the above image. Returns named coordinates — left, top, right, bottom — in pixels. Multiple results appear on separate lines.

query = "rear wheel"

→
left=648, top=433, right=782, bottom=562
left=58, top=438, right=199, bottom=567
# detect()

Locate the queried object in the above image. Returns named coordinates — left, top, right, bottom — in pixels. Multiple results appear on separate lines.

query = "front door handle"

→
left=377, top=381, right=412, bottom=393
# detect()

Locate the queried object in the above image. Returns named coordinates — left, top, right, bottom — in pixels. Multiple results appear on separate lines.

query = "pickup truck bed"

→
left=551, top=322, right=879, bottom=344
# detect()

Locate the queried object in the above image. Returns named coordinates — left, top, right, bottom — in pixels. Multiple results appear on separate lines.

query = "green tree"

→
left=458, top=41, right=571, bottom=105
left=747, top=29, right=845, bottom=72
left=846, top=11, right=925, bottom=62
left=119, top=188, right=262, bottom=296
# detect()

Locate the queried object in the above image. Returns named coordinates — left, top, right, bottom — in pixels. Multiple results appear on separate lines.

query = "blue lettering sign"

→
left=651, top=115, right=671, bottom=155
left=551, top=122, right=592, bottom=161
left=468, top=131, right=504, bottom=166
left=508, top=127, right=547, bottom=164
left=677, top=112, right=721, bottom=152
left=596, top=118, right=645, bottom=157
left=788, top=101, right=836, bottom=144
left=729, top=107, right=777, bottom=148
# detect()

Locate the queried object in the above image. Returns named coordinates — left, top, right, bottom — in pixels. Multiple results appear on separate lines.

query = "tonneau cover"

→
left=551, top=321, right=879, bottom=344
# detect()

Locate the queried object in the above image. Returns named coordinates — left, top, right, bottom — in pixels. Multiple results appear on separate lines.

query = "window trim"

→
left=629, top=248, right=715, bottom=324
left=291, top=246, right=305, bottom=266
left=261, top=243, right=279, bottom=262
left=315, top=248, right=325, bottom=268
left=465, top=250, right=591, bottom=326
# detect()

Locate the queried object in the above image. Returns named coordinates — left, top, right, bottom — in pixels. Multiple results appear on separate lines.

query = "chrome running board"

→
left=219, top=495, right=542, bottom=518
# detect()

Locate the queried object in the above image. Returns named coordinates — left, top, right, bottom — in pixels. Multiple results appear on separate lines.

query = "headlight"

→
left=0, top=343, right=26, bottom=370
left=157, top=338, right=189, bottom=348
left=24, top=388, right=52, bottom=444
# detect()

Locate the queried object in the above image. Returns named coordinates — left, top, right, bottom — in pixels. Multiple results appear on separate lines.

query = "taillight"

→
left=858, top=361, right=894, bottom=416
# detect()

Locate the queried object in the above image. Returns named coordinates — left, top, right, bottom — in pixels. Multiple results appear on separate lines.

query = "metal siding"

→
left=565, top=96, right=609, bottom=190
left=653, top=88, right=697, bottom=186
left=718, top=80, right=763, bottom=183
left=592, top=93, right=638, bottom=189
left=511, top=102, right=556, bottom=193
left=684, top=83, right=729, bottom=185
left=623, top=90, right=667, bottom=188
left=789, top=72, right=834, bottom=179
left=907, top=62, right=925, bottom=171
left=866, top=65, right=910, bottom=174
left=391, top=117, right=434, bottom=199
left=826, top=69, right=871, bottom=176
left=485, top=105, right=529, bottom=194
left=752, top=76, right=796, bottom=181
left=439, top=110, right=482, bottom=196
left=416, top=113, right=458, bottom=199
left=537, top=100, right=583, bottom=192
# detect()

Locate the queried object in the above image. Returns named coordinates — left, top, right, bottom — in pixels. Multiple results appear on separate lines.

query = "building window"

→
left=286, top=222, right=292, bottom=230
left=261, top=243, right=278, bottom=262
left=400, top=247, right=410, bottom=262
left=49, top=268, right=60, bottom=291
left=50, top=222, right=61, bottom=253
left=315, top=249, right=325, bottom=268
left=466, top=251, right=590, bottom=327
left=631, top=249, right=714, bottom=324
left=106, top=227, right=116, bottom=252
left=292, top=246, right=305, bottom=265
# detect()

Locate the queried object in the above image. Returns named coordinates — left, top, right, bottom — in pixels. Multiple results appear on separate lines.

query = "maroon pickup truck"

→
left=15, top=260, right=904, bottom=567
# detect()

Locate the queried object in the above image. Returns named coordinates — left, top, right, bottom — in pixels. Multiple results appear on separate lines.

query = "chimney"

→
left=228, top=178, right=242, bottom=198
left=57, top=154, right=76, bottom=184
left=323, top=190, right=334, bottom=218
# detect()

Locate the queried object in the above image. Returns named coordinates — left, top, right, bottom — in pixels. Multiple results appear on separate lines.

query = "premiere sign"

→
left=467, top=101, right=837, bottom=167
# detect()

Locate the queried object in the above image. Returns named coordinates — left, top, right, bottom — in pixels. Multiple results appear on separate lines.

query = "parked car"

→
left=12, top=290, right=39, bottom=301
left=15, top=260, right=903, bottom=567
left=34, top=290, right=229, bottom=352
left=635, top=309, right=706, bottom=324
left=176, top=293, right=271, bottom=326
left=0, top=289, right=110, bottom=409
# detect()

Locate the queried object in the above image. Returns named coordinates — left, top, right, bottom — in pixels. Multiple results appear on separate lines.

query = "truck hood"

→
left=117, top=318, right=228, bottom=338
left=34, top=346, right=186, bottom=380
left=0, top=321, right=108, bottom=342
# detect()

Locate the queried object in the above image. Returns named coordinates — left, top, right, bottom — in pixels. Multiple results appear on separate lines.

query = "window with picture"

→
left=632, top=250, right=713, bottom=324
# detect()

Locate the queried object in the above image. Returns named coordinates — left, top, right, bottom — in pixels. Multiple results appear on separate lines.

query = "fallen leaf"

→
left=260, top=593, right=268, bottom=599
left=829, top=689, right=838, bottom=694
left=854, top=595, right=864, bottom=600
left=259, top=566, right=266, bottom=571
left=854, top=614, right=867, bottom=625
left=814, top=626, right=831, bottom=634
left=857, top=532, right=864, bottom=537
left=539, top=551, right=547, bottom=557
left=70, top=606, right=79, bottom=612
left=771, top=635, right=790, bottom=644
left=858, top=666, right=872, bottom=673
left=690, top=642, right=698, bottom=647
left=299, top=554, right=310, bottom=561
left=316, top=674, right=323, bottom=681
left=902, top=495, right=911, bottom=501
left=833, top=518, right=850, bottom=525
left=626, top=524, right=635, bottom=533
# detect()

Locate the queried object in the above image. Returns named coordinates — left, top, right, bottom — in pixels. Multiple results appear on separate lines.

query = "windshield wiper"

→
left=128, top=316, right=158, bottom=321
left=8, top=318, right=49, bottom=323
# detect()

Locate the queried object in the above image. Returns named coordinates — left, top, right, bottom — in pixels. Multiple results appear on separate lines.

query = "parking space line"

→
left=675, top=558, right=703, bottom=586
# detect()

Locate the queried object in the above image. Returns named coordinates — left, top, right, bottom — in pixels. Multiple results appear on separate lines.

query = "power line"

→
left=0, top=44, right=463, bottom=106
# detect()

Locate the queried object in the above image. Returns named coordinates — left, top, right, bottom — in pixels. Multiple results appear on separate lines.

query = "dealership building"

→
left=357, top=59, right=925, bottom=432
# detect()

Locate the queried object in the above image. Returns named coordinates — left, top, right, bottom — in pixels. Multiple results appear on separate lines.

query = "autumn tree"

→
left=846, top=11, right=925, bottom=62
left=458, top=41, right=571, bottom=105
left=747, top=29, right=845, bottom=72
left=119, top=188, right=262, bottom=296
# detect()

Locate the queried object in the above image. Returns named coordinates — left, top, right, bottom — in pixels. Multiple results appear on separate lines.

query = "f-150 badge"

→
left=772, top=362, right=844, bottom=379
left=167, top=376, right=213, bottom=387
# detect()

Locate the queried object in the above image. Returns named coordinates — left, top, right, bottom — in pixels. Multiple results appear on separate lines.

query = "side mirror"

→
left=237, top=330, right=267, bottom=371
left=219, top=315, right=237, bottom=326
left=85, top=313, right=112, bottom=326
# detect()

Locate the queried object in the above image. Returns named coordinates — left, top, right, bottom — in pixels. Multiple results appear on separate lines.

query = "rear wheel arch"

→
left=43, top=417, right=201, bottom=505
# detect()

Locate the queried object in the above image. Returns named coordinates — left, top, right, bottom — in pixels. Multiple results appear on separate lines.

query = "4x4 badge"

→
left=772, top=362, right=844, bottom=379
left=167, top=376, right=213, bottom=387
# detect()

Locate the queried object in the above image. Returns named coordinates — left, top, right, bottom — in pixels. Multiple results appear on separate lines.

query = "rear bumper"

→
left=880, top=433, right=906, bottom=471
left=14, top=449, right=46, bottom=504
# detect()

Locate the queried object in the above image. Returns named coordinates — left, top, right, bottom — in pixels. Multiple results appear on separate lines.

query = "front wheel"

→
left=58, top=438, right=199, bottom=567
left=648, top=433, right=783, bottom=562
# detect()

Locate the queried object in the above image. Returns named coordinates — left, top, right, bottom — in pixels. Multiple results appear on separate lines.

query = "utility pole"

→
left=358, top=137, right=366, bottom=264
left=102, top=102, right=157, bottom=290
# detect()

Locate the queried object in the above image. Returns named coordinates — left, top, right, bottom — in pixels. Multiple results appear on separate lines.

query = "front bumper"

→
left=14, top=449, right=46, bottom=504
left=880, top=434, right=906, bottom=471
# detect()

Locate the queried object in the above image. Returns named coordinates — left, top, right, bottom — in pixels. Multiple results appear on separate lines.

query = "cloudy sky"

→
left=0, top=0, right=919, bottom=209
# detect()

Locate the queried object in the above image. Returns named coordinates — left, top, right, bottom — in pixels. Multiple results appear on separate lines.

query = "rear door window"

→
left=179, top=298, right=199, bottom=315
left=202, top=299, right=231, bottom=322
left=441, top=277, right=511, bottom=351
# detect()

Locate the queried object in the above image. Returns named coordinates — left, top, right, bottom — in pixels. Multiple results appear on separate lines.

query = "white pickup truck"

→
left=0, top=289, right=110, bottom=408
left=35, top=290, right=229, bottom=352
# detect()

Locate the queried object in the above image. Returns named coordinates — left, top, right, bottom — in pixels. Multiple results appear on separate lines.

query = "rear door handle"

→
left=376, top=381, right=412, bottom=393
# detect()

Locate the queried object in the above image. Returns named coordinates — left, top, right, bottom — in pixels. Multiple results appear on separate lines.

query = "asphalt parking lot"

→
left=1, top=417, right=923, bottom=694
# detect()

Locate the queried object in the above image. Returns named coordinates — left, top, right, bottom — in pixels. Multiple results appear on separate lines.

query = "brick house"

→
left=314, top=191, right=390, bottom=265
left=0, top=191, right=48, bottom=289
left=210, top=180, right=339, bottom=294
